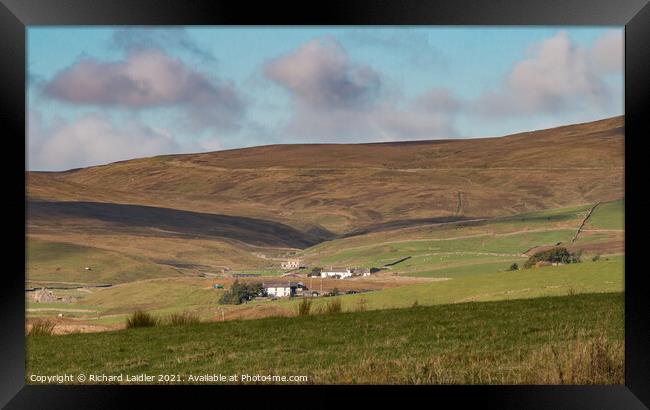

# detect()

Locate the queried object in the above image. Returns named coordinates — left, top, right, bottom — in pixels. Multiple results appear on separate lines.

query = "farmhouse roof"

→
left=323, top=267, right=350, bottom=273
left=262, top=282, right=306, bottom=289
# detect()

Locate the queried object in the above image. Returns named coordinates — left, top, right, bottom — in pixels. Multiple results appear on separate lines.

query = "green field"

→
left=277, top=255, right=624, bottom=312
left=302, top=204, right=593, bottom=278
left=586, top=199, right=625, bottom=230
left=27, top=239, right=180, bottom=284
left=27, top=292, right=623, bottom=384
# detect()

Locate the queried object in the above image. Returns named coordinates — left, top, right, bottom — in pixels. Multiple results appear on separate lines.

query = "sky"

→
left=27, top=27, right=624, bottom=171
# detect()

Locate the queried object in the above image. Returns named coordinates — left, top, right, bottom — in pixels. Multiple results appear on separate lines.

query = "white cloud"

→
left=264, top=37, right=459, bottom=141
left=472, top=30, right=622, bottom=118
left=42, top=49, right=244, bottom=132
left=28, top=112, right=181, bottom=171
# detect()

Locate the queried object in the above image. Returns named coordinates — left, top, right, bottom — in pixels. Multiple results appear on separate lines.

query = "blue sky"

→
left=27, top=27, right=623, bottom=171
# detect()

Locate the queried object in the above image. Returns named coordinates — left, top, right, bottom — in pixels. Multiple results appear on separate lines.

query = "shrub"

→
left=592, top=254, right=601, bottom=262
left=219, top=281, right=263, bottom=305
left=331, top=287, right=341, bottom=296
left=28, top=319, right=56, bottom=337
left=297, top=298, right=312, bottom=316
left=126, top=310, right=159, bottom=329
left=325, top=298, right=342, bottom=314
left=509, top=263, right=519, bottom=271
left=168, top=311, right=200, bottom=326
left=309, top=267, right=322, bottom=277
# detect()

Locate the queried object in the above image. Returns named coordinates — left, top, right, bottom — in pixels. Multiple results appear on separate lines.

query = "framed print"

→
left=1, top=0, right=649, bottom=408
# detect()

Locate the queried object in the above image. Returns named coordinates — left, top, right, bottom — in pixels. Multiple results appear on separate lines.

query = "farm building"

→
left=263, top=282, right=307, bottom=298
left=321, top=267, right=353, bottom=279
left=352, top=268, right=371, bottom=277
left=280, top=259, right=302, bottom=270
left=321, top=267, right=371, bottom=279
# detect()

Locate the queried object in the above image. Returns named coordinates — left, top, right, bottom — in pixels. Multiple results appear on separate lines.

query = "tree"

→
left=218, top=281, right=263, bottom=305
left=309, top=267, right=322, bottom=277
left=523, top=247, right=581, bottom=269
left=509, top=263, right=519, bottom=271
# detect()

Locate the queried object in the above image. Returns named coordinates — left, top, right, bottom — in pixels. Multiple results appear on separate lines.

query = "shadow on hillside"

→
left=27, top=200, right=333, bottom=249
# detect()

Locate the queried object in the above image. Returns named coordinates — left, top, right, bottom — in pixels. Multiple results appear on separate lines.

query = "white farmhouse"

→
left=320, top=267, right=353, bottom=279
left=263, top=282, right=306, bottom=298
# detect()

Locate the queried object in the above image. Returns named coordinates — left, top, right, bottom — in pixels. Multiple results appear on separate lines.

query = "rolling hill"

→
left=28, top=116, right=624, bottom=235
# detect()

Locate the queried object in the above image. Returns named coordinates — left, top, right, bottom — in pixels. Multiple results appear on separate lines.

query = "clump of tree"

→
left=524, top=247, right=582, bottom=269
left=218, top=280, right=263, bottom=305
left=509, top=263, right=519, bottom=271
left=308, top=267, right=322, bottom=277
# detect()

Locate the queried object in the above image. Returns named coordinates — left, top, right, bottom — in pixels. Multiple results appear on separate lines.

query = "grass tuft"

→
left=297, top=298, right=312, bottom=316
left=325, top=298, right=342, bottom=314
left=28, top=319, right=56, bottom=337
left=125, top=310, right=159, bottom=329
left=168, top=311, right=200, bottom=326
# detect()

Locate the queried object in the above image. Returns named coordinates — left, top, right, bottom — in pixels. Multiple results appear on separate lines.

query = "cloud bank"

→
left=28, top=111, right=180, bottom=171
left=42, top=48, right=244, bottom=132
left=473, top=30, right=622, bottom=118
left=264, top=37, right=459, bottom=141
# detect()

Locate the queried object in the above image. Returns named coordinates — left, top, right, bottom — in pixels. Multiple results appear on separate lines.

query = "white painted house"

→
left=263, top=282, right=306, bottom=297
left=321, top=267, right=371, bottom=279
left=320, top=267, right=353, bottom=279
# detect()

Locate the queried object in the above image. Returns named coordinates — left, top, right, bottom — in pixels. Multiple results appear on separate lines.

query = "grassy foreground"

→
left=27, top=292, right=623, bottom=384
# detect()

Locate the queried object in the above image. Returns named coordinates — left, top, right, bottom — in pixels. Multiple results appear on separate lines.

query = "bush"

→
left=592, top=254, right=601, bottom=262
left=168, top=311, right=200, bottom=326
left=28, top=319, right=56, bottom=337
left=297, top=298, right=312, bottom=316
left=309, top=267, right=322, bottom=277
left=325, top=298, right=342, bottom=314
left=126, top=310, right=159, bottom=329
left=524, top=247, right=582, bottom=268
left=331, top=287, right=341, bottom=296
left=219, top=281, right=263, bottom=305
left=509, top=263, right=519, bottom=271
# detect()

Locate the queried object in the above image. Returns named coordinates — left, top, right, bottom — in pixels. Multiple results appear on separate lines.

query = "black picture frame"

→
left=1, top=0, right=649, bottom=408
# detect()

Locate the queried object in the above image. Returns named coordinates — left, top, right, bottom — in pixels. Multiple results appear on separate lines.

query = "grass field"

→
left=301, top=205, right=591, bottom=278
left=586, top=199, right=625, bottom=230
left=26, top=254, right=623, bottom=332
left=277, top=255, right=624, bottom=312
left=27, top=239, right=180, bottom=284
left=27, top=292, right=623, bottom=384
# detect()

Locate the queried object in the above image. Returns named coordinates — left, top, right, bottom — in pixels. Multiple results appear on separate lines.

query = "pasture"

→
left=27, top=292, right=624, bottom=384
